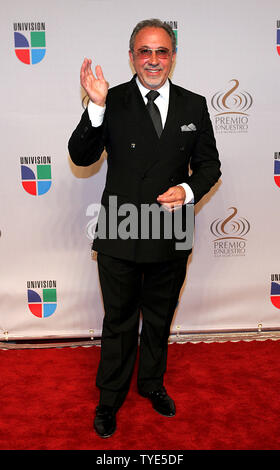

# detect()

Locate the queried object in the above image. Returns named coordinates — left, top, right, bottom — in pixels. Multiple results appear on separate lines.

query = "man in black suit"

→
left=69, top=18, right=221, bottom=438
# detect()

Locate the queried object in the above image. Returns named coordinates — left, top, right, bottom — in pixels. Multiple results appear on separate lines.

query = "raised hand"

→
left=80, top=58, right=109, bottom=107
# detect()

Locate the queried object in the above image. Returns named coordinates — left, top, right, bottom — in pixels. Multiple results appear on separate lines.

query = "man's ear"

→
left=129, top=50, right=134, bottom=63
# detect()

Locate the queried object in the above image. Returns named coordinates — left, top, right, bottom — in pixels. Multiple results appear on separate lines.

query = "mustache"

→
left=144, top=64, right=163, bottom=71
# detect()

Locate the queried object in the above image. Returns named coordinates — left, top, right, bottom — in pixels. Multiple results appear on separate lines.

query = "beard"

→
left=142, top=65, right=164, bottom=89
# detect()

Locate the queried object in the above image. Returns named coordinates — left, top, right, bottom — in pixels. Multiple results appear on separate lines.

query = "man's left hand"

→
left=157, top=186, right=186, bottom=211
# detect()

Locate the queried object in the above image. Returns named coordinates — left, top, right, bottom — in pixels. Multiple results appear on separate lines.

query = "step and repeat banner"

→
left=1, top=0, right=280, bottom=340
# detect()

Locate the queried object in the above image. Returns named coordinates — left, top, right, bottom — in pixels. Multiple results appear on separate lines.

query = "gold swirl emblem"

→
left=210, top=207, right=250, bottom=240
left=211, top=79, right=253, bottom=115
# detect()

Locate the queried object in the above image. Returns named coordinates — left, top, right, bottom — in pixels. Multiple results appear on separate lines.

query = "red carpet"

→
left=1, top=340, right=280, bottom=450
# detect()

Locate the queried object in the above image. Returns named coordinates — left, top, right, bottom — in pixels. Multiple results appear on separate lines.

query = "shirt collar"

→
left=136, top=76, right=170, bottom=101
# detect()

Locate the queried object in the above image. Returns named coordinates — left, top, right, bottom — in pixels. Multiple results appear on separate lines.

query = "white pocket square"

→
left=181, top=123, right=197, bottom=132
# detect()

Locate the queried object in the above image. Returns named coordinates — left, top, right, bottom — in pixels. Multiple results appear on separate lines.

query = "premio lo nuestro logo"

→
left=271, top=275, right=280, bottom=309
left=13, top=22, right=46, bottom=65
left=274, top=152, right=280, bottom=188
left=277, top=21, right=280, bottom=56
left=210, top=207, right=250, bottom=257
left=211, top=79, right=253, bottom=133
left=20, top=156, right=52, bottom=196
left=27, top=280, right=57, bottom=318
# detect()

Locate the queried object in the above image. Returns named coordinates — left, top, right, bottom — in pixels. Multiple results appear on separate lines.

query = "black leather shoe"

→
left=139, top=386, right=176, bottom=417
left=94, top=405, right=116, bottom=438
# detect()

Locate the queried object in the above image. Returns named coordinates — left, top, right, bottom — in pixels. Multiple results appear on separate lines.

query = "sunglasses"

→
left=134, top=48, right=171, bottom=59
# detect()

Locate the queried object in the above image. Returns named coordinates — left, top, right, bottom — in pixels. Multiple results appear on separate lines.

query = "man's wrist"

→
left=88, top=100, right=106, bottom=127
left=177, top=183, right=194, bottom=204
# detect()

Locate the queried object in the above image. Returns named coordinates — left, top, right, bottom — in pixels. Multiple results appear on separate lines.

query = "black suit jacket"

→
left=68, top=76, right=221, bottom=262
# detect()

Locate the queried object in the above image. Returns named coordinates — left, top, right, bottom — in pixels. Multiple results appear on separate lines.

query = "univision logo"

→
left=271, top=274, right=280, bottom=309
left=164, top=20, right=178, bottom=51
left=211, top=79, right=253, bottom=133
left=13, top=22, right=46, bottom=65
left=274, top=152, right=280, bottom=188
left=210, top=207, right=250, bottom=257
left=27, top=280, right=57, bottom=318
left=277, top=21, right=280, bottom=57
left=20, top=156, right=52, bottom=196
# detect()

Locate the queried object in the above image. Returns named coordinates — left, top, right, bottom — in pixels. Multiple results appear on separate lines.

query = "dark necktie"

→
left=146, top=90, right=163, bottom=138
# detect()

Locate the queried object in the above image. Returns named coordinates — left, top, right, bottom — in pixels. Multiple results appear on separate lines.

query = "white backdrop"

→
left=1, top=0, right=280, bottom=340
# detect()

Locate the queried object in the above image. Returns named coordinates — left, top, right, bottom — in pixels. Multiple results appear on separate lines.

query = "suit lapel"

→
left=159, top=80, right=180, bottom=142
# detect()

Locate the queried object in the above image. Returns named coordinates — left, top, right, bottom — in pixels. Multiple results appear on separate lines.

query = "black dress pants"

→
left=96, top=252, right=188, bottom=411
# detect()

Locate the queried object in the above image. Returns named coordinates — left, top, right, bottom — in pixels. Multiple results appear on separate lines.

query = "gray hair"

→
left=129, top=19, right=176, bottom=53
